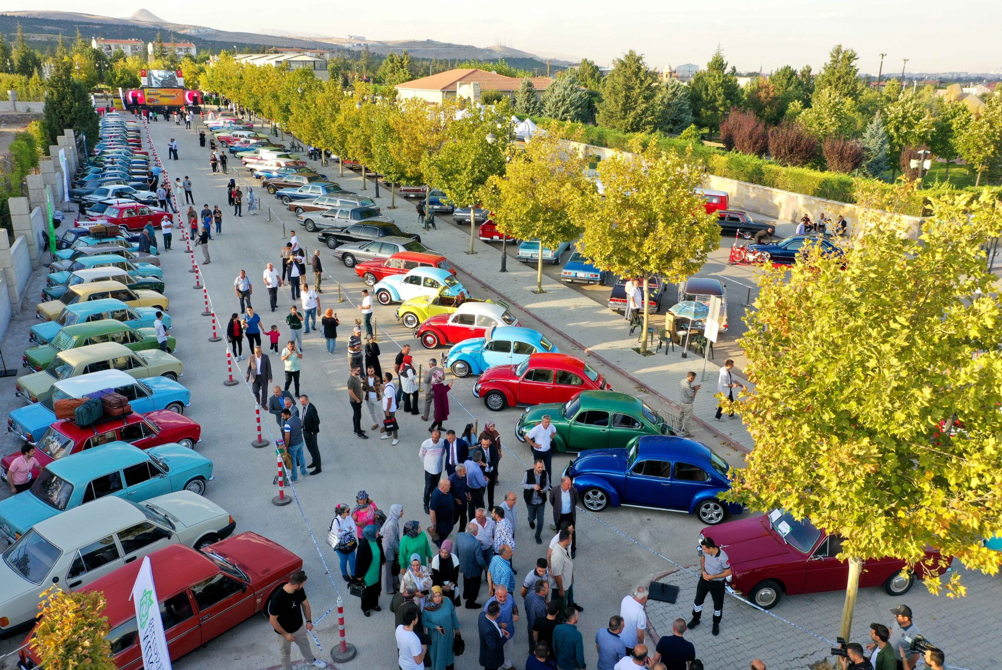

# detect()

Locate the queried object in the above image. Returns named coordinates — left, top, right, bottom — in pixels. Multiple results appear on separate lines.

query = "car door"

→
left=609, top=413, right=649, bottom=449
left=64, top=535, right=124, bottom=589
left=120, top=418, right=160, bottom=449
left=669, top=462, right=713, bottom=510
left=517, top=367, right=554, bottom=406
left=447, top=311, right=477, bottom=342
left=400, top=274, right=423, bottom=300
left=802, top=535, right=851, bottom=593
left=82, top=470, right=126, bottom=503
left=482, top=338, right=513, bottom=368
left=116, top=520, right=174, bottom=564
left=158, top=591, right=202, bottom=660
left=511, top=340, right=537, bottom=368
left=553, top=370, right=586, bottom=404
left=190, top=572, right=256, bottom=642
left=624, top=459, right=673, bottom=506
left=568, top=409, right=610, bottom=450
left=122, top=459, right=172, bottom=499
left=117, top=381, right=155, bottom=414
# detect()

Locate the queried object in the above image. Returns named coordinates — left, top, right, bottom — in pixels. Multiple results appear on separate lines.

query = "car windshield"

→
left=443, top=276, right=460, bottom=288
left=581, top=363, right=600, bottom=382
left=59, top=291, right=79, bottom=306
left=708, top=450, right=729, bottom=477
left=568, top=252, right=586, bottom=263
left=68, top=275, right=86, bottom=286
left=538, top=336, right=555, bottom=352
left=37, top=427, right=75, bottom=460
left=148, top=452, right=169, bottom=474
left=562, top=396, right=581, bottom=420
left=641, top=402, right=667, bottom=432
left=3, top=529, right=61, bottom=584
left=89, top=202, right=112, bottom=214
left=501, top=311, right=517, bottom=325
left=515, top=358, right=530, bottom=377
left=202, top=550, right=250, bottom=582
left=50, top=360, right=76, bottom=381
left=60, top=310, right=83, bottom=327
left=51, top=332, right=76, bottom=352
left=30, top=470, right=74, bottom=510
left=383, top=224, right=405, bottom=236
left=404, top=242, right=428, bottom=253
left=768, top=509, right=821, bottom=554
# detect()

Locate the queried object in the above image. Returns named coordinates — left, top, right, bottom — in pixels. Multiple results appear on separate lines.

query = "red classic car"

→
left=705, top=510, right=951, bottom=609
left=0, top=410, right=202, bottom=480
left=19, top=533, right=302, bottom=670
left=475, top=353, right=609, bottom=411
left=355, top=251, right=455, bottom=286
left=86, top=203, right=173, bottom=231
left=416, top=302, right=518, bottom=349
left=478, top=219, right=517, bottom=243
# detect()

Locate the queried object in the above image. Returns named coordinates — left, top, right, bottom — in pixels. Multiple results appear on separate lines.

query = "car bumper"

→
left=473, top=381, right=482, bottom=398
left=217, top=520, right=237, bottom=540
left=514, top=412, right=526, bottom=442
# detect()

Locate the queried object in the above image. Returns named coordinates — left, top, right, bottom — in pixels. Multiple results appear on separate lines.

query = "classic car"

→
left=333, top=238, right=431, bottom=268
left=288, top=193, right=371, bottom=215
left=416, top=302, right=518, bottom=349
left=8, top=370, right=191, bottom=444
left=17, top=534, right=303, bottom=670
left=608, top=276, right=664, bottom=313
left=516, top=240, right=573, bottom=265
left=252, top=165, right=326, bottom=181
left=0, top=492, right=234, bottom=632
left=15, top=342, right=183, bottom=405
left=704, top=510, right=951, bottom=609
left=317, top=220, right=418, bottom=249
left=0, top=443, right=214, bottom=541
left=446, top=327, right=556, bottom=378
left=373, top=267, right=467, bottom=306
left=474, top=353, right=608, bottom=411
left=426, top=189, right=454, bottom=214
left=478, top=219, right=517, bottom=243
left=52, top=246, right=161, bottom=269
left=695, top=188, right=729, bottom=214
left=82, top=184, right=159, bottom=204
left=83, top=199, right=148, bottom=218
left=30, top=299, right=172, bottom=347
left=53, top=238, right=145, bottom=263
left=1, top=410, right=202, bottom=482
left=44, top=267, right=164, bottom=301
left=397, top=184, right=428, bottom=199
left=49, top=254, right=161, bottom=282
left=565, top=435, right=740, bottom=524
left=453, top=206, right=489, bottom=224
left=716, top=210, right=773, bottom=238
left=745, top=235, right=842, bottom=266
left=23, top=319, right=176, bottom=371
left=396, top=287, right=496, bottom=329
left=275, top=182, right=344, bottom=205
left=262, top=173, right=327, bottom=194
left=352, top=248, right=454, bottom=284
left=69, top=178, right=128, bottom=200
left=36, top=281, right=169, bottom=322
left=83, top=203, right=173, bottom=231
left=670, top=278, right=729, bottom=333
left=55, top=227, right=99, bottom=251
left=515, top=391, right=673, bottom=452
left=301, top=206, right=389, bottom=233
left=561, top=252, right=607, bottom=285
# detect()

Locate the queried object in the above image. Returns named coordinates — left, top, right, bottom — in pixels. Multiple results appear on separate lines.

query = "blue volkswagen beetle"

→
left=446, top=326, right=558, bottom=378
left=30, top=299, right=172, bottom=346
left=0, top=442, right=212, bottom=541
left=561, top=252, right=607, bottom=285
left=372, top=267, right=467, bottom=305
left=565, top=434, right=741, bottom=525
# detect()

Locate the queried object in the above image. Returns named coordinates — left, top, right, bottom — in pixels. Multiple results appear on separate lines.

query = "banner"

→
left=130, top=556, right=173, bottom=670
left=44, top=185, right=56, bottom=254
left=143, top=89, right=186, bottom=107
left=147, top=70, right=181, bottom=88
left=58, top=149, right=69, bottom=203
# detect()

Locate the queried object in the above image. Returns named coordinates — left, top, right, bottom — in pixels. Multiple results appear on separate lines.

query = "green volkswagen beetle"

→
left=514, top=391, right=673, bottom=452
left=23, top=319, right=177, bottom=372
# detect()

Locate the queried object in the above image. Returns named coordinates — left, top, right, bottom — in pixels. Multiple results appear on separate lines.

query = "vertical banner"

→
left=44, top=186, right=56, bottom=254
left=58, top=149, right=69, bottom=202
left=130, top=556, right=173, bottom=670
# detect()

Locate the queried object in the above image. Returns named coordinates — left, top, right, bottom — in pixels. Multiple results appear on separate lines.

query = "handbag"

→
left=348, top=580, right=365, bottom=598
left=327, top=520, right=358, bottom=554
left=452, top=632, right=465, bottom=656
left=383, top=417, right=399, bottom=432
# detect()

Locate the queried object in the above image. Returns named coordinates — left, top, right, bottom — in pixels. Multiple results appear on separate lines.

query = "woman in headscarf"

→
left=400, top=554, right=432, bottom=596
left=399, top=355, right=419, bottom=414
left=364, top=334, right=382, bottom=378
left=479, top=421, right=503, bottom=509
left=351, top=490, right=379, bottom=539
left=397, top=520, right=433, bottom=574
left=353, top=524, right=383, bottom=617
left=422, top=586, right=460, bottom=670
left=380, top=504, right=403, bottom=594
left=430, top=540, right=461, bottom=606
left=430, top=372, right=453, bottom=433
left=329, top=503, right=357, bottom=582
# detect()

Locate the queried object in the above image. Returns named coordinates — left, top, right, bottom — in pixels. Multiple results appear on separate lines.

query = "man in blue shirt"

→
left=595, top=616, right=627, bottom=670
left=485, top=585, right=518, bottom=670
left=448, top=464, right=470, bottom=529
left=552, top=609, right=585, bottom=670
left=281, top=408, right=308, bottom=482
left=464, top=454, right=488, bottom=519
left=653, top=618, right=696, bottom=670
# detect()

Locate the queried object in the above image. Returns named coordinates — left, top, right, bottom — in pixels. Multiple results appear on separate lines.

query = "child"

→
left=265, top=325, right=281, bottom=353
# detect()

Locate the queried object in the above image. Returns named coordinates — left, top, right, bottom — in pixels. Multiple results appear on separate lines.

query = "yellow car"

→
left=395, top=287, right=498, bottom=329
left=36, top=280, right=169, bottom=322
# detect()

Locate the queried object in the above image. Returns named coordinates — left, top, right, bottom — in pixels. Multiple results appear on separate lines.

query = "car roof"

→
left=33, top=495, right=146, bottom=546
left=455, top=302, right=506, bottom=318
left=52, top=369, right=137, bottom=395
left=527, top=353, right=587, bottom=370
left=46, top=442, right=148, bottom=480
left=63, top=298, right=129, bottom=314
left=681, top=278, right=724, bottom=296
left=54, top=341, right=133, bottom=364
left=695, top=189, right=728, bottom=197
left=69, top=281, right=130, bottom=296
left=58, top=319, right=131, bottom=337
left=71, top=267, right=130, bottom=280
left=635, top=434, right=713, bottom=463
left=404, top=267, right=452, bottom=280
left=576, top=390, right=641, bottom=410
left=390, top=251, right=446, bottom=263
left=490, top=326, right=540, bottom=342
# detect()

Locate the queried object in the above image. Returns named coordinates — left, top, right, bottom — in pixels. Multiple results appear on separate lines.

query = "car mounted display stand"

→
left=0, top=346, right=17, bottom=377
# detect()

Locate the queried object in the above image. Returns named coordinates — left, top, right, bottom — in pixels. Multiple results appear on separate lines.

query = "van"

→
left=694, top=189, right=729, bottom=214
left=677, top=277, right=729, bottom=332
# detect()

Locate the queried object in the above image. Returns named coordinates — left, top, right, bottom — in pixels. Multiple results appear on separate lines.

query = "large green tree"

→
left=882, top=93, right=935, bottom=173
left=43, top=59, right=98, bottom=148
left=798, top=88, right=864, bottom=140
left=814, top=44, right=862, bottom=101
left=514, top=78, right=542, bottom=116
left=860, top=114, right=890, bottom=178
left=576, top=58, right=603, bottom=91
left=956, top=95, right=1002, bottom=186
left=542, top=72, right=590, bottom=123
left=928, top=101, right=972, bottom=181
left=656, top=78, right=694, bottom=134
left=596, top=50, right=661, bottom=132
left=376, top=51, right=414, bottom=86
left=688, top=49, right=743, bottom=131
left=12, top=24, right=41, bottom=77
left=745, top=65, right=812, bottom=125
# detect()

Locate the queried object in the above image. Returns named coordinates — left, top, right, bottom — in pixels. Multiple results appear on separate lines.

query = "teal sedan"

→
left=48, top=253, right=163, bottom=283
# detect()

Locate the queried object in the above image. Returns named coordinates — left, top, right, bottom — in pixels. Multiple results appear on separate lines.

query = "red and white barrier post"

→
left=201, top=286, right=212, bottom=316
left=223, top=350, right=239, bottom=387
left=251, top=405, right=269, bottom=448
left=208, top=311, right=221, bottom=343
left=272, top=449, right=292, bottom=506
left=330, top=596, right=358, bottom=662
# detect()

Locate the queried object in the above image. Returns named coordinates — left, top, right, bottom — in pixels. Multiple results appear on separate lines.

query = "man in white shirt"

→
left=360, top=289, right=374, bottom=338
left=263, top=263, right=282, bottom=312
left=715, top=359, right=744, bottom=421
left=628, top=282, right=644, bottom=322
left=619, top=586, right=648, bottom=653
left=234, top=270, right=253, bottom=314
left=525, top=415, right=557, bottom=477
left=301, top=287, right=320, bottom=334
left=419, top=429, right=446, bottom=515
left=153, top=311, right=169, bottom=352
left=289, top=232, right=300, bottom=254
left=395, top=610, right=426, bottom=670
left=160, top=216, right=173, bottom=250
left=623, top=278, right=636, bottom=321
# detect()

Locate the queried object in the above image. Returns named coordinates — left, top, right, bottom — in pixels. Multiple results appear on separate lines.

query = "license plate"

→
left=576, top=272, right=587, bottom=278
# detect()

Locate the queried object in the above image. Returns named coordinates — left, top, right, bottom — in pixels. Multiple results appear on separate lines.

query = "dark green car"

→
left=23, top=319, right=176, bottom=371
left=514, top=391, right=673, bottom=453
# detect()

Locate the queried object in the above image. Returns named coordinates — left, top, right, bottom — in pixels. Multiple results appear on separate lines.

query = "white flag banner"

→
left=129, top=556, right=173, bottom=670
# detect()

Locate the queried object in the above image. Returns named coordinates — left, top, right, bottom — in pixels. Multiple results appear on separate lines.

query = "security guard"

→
left=688, top=536, right=731, bottom=636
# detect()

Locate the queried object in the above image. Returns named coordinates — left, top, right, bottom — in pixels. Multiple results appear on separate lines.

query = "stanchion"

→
left=201, top=286, right=212, bottom=316
left=330, top=596, right=358, bottom=663
left=337, top=281, right=343, bottom=302
left=208, top=311, right=222, bottom=342
left=372, top=317, right=378, bottom=342
left=272, top=450, right=292, bottom=506
left=251, top=405, right=270, bottom=448
left=223, top=351, right=239, bottom=386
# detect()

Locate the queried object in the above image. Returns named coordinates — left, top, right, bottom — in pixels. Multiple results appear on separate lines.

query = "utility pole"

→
left=901, top=58, right=909, bottom=84
left=547, top=59, right=550, bottom=78
left=876, top=53, right=887, bottom=92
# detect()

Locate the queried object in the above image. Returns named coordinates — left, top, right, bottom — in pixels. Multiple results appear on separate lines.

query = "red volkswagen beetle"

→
left=354, top=251, right=455, bottom=286
left=474, top=353, right=609, bottom=411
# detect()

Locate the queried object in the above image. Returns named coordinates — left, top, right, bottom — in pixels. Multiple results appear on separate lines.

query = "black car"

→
left=317, top=222, right=421, bottom=249
left=608, top=276, right=665, bottom=313
left=716, top=210, right=774, bottom=239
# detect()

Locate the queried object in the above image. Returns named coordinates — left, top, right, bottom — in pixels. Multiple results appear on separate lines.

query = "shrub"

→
left=720, top=108, right=768, bottom=156
left=823, top=137, right=865, bottom=174
left=769, top=122, right=818, bottom=167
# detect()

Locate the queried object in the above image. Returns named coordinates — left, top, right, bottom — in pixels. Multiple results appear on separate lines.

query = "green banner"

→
left=44, top=185, right=56, bottom=253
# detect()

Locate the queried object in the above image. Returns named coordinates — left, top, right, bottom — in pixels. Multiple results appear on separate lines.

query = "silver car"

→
left=453, top=206, right=489, bottom=224
left=333, top=237, right=430, bottom=268
left=298, top=206, right=393, bottom=233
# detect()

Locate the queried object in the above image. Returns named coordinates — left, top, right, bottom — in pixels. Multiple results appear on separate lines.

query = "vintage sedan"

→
left=15, top=342, right=183, bottom=405
left=565, top=435, right=740, bottom=524
left=453, top=206, right=489, bottom=224
left=8, top=371, right=191, bottom=444
left=0, top=443, right=214, bottom=541
left=716, top=210, right=773, bottom=238
left=252, top=165, right=325, bottom=181
left=23, top=319, right=176, bottom=371
left=318, top=220, right=420, bottom=249
left=51, top=247, right=161, bottom=270
left=0, top=492, right=234, bottom=633
left=275, top=182, right=344, bottom=205
left=36, top=281, right=169, bottom=322
left=396, top=288, right=497, bottom=329
left=288, top=193, right=359, bottom=215
left=475, top=353, right=607, bottom=411
left=745, top=235, right=842, bottom=266
left=426, top=188, right=454, bottom=214
left=561, top=252, right=607, bottom=285
left=447, top=327, right=556, bottom=378
left=83, top=203, right=173, bottom=231
left=301, top=206, right=388, bottom=233
left=44, top=267, right=164, bottom=301
left=516, top=240, right=573, bottom=265
left=608, top=276, right=664, bottom=313
left=515, top=391, right=673, bottom=453
left=333, top=237, right=431, bottom=268
left=373, top=267, right=467, bottom=306
left=416, top=302, right=518, bottom=349
left=355, top=251, right=455, bottom=286
left=705, top=510, right=951, bottom=609
left=18, top=534, right=303, bottom=670
left=31, top=299, right=172, bottom=347
left=478, top=219, right=517, bottom=243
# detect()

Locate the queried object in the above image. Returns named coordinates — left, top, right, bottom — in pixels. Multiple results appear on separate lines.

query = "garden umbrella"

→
left=669, top=301, right=709, bottom=358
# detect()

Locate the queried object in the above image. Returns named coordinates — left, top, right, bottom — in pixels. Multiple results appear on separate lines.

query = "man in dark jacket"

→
left=443, top=429, right=470, bottom=476
left=479, top=601, right=509, bottom=670
left=299, top=394, right=322, bottom=475
left=456, top=523, right=487, bottom=609
left=312, top=249, right=324, bottom=293
left=522, top=460, right=551, bottom=545
left=268, top=385, right=293, bottom=428
left=245, top=347, right=273, bottom=407
left=548, top=476, right=578, bottom=556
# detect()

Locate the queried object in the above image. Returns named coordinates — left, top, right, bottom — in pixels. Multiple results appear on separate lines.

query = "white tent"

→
left=513, top=117, right=538, bottom=141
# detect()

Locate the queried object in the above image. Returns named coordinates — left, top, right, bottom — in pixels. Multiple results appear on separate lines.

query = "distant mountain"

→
left=128, top=9, right=167, bottom=24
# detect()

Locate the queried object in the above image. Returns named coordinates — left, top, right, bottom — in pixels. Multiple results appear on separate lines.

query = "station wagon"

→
left=30, top=299, right=172, bottom=346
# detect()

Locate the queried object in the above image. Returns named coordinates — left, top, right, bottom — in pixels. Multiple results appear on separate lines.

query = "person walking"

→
left=248, top=186, right=259, bottom=215
left=213, top=205, right=223, bottom=234
left=484, top=585, right=519, bottom=670
left=263, top=263, right=282, bottom=312
left=396, top=609, right=428, bottom=670
left=456, top=522, right=487, bottom=609
left=234, top=187, right=243, bottom=217
left=153, top=311, right=169, bottom=352
left=715, top=359, right=744, bottom=421
left=156, top=185, right=167, bottom=211
left=286, top=306, right=303, bottom=351
left=678, top=372, right=699, bottom=437
left=550, top=529, right=577, bottom=617
left=234, top=270, right=253, bottom=314
left=199, top=130, right=206, bottom=147
left=298, top=394, right=322, bottom=474
left=181, top=176, right=194, bottom=205
left=242, top=306, right=262, bottom=352
left=399, top=355, right=419, bottom=414
left=312, top=249, right=323, bottom=292
left=362, top=365, right=383, bottom=432
left=201, top=204, right=213, bottom=234
left=687, top=536, right=730, bottom=636
left=525, top=579, right=550, bottom=654
left=552, top=608, right=585, bottom=670
left=382, top=372, right=399, bottom=444
left=359, top=289, right=374, bottom=338
left=321, top=308, right=339, bottom=354
left=420, top=429, right=446, bottom=514
left=160, top=216, right=173, bottom=250
left=289, top=254, right=303, bottom=300
left=329, top=504, right=357, bottom=581
left=364, top=334, right=382, bottom=378
left=619, top=586, right=648, bottom=655
left=421, top=358, right=443, bottom=421
left=526, top=415, right=557, bottom=477
left=282, top=341, right=303, bottom=398
left=244, top=339, right=274, bottom=408
left=282, top=407, right=308, bottom=482
left=163, top=182, right=177, bottom=213
left=187, top=206, right=198, bottom=237
left=353, top=524, right=384, bottom=616
left=301, top=286, right=320, bottom=335
left=209, top=151, right=218, bottom=173
left=226, top=313, right=245, bottom=361
left=266, top=571, right=327, bottom=670
left=479, top=601, right=510, bottom=670
left=480, top=425, right=503, bottom=508
left=549, top=476, right=578, bottom=556
left=196, top=225, right=211, bottom=263
left=430, top=375, right=453, bottom=433
left=424, top=586, right=461, bottom=670
left=220, top=151, right=228, bottom=174
left=7, top=445, right=39, bottom=494
left=347, top=365, right=367, bottom=439
left=281, top=242, right=293, bottom=282
left=380, top=503, right=404, bottom=594
left=522, top=460, right=550, bottom=546
left=652, top=618, right=694, bottom=669
left=227, top=179, right=236, bottom=206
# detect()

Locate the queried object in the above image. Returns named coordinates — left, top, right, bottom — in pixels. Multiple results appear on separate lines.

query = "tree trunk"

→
left=361, top=164, right=367, bottom=190
left=339, top=158, right=344, bottom=177
left=839, top=557, right=864, bottom=642
left=976, top=170, right=982, bottom=187
left=640, top=278, right=650, bottom=354
left=536, top=254, right=544, bottom=294
left=468, top=209, right=476, bottom=255
left=390, top=183, right=396, bottom=209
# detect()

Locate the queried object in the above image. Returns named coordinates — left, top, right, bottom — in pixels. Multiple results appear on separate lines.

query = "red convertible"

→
left=19, top=533, right=302, bottom=670
left=355, top=251, right=455, bottom=286
left=475, top=353, right=609, bottom=411
left=479, top=219, right=517, bottom=243
left=705, top=510, right=951, bottom=609
left=0, top=410, right=202, bottom=480
left=86, top=203, right=173, bottom=231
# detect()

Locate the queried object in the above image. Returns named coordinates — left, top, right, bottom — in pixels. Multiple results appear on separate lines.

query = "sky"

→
left=25, top=0, right=1002, bottom=74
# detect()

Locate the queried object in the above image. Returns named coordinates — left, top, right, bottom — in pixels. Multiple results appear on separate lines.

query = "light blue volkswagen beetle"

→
left=446, top=326, right=559, bottom=378
left=372, top=267, right=468, bottom=305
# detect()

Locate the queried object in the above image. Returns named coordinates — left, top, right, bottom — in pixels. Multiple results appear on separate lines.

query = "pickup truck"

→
left=317, top=221, right=421, bottom=249
left=261, top=173, right=327, bottom=195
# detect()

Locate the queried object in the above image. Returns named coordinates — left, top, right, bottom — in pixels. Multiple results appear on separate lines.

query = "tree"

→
left=480, top=89, right=505, bottom=105
left=860, top=114, right=890, bottom=178
left=0, top=33, right=12, bottom=74
left=882, top=93, right=935, bottom=175
left=687, top=49, right=743, bottom=131
left=454, top=59, right=531, bottom=78
left=822, top=137, right=865, bottom=173
left=482, top=132, right=590, bottom=293
left=768, top=122, right=817, bottom=166
left=596, top=50, right=661, bottom=132
left=720, top=108, right=768, bottom=156
left=729, top=189, right=1002, bottom=642
left=106, top=55, right=144, bottom=89
left=882, top=78, right=902, bottom=101
left=798, top=88, right=863, bottom=140
left=655, top=78, right=694, bottom=134
left=12, top=24, right=41, bottom=77
left=514, top=78, right=542, bottom=116
left=32, top=587, right=115, bottom=670
left=814, top=44, right=862, bottom=101
left=576, top=58, right=603, bottom=91
left=376, top=51, right=414, bottom=86
left=541, top=72, right=590, bottom=123
left=956, top=94, right=1002, bottom=186
left=571, top=142, right=719, bottom=354
left=43, top=59, right=99, bottom=149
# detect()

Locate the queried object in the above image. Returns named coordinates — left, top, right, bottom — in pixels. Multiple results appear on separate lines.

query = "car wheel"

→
left=696, top=499, right=727, bottom=525
left=294, top=207, right=304, bottom=215
left=178, top=438, right=195, bottom=449
left=195, top=533, right=219, bottom=551
left=267, top=185, right=277, bottom=195
left=342, top=254, right=357, bottom=268
left=362, top=272, right=377, bottom=286
left=376, top=289, right=393, bottom=305
left=305, top=220, right=316, bottom=232
left=184, top=477, right=207, bottom=495
left=883, top=571, right=915, bottom=596
left=165, top=401, right=185, bottom=414
left=161, top=371, right=179, bottom=381
left=484, top=390, right=507, bottom=411
left=281, top=196, right=292, bottom=205
left=451, top=360, right=471, bottom=378
left=421, top=332, right=440, bottom=349
left=749, top=580, right=783, bottom=609
left=581, top=488, right=609, bottom=512
left=326, top=237, right=338, bottom=249
left=401, top=313, right=420, bottom=329
left=153, top=305, right=166, bottom=311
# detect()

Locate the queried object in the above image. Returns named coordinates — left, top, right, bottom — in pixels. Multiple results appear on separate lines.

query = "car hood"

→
left=567, top=448, right=629, bottom=477
left=147, top=491, right=228, bottom=531
left=143, top=375, right=188, bottom=396
left=208, top=532, right=301, bottom=583
left=478, top=364, right=518, bottom=383
left=710, top=515, right=796, bottom=566
left=0, top=491, right=59, bottom=537
left=137, top=349, right=181, bottom=369
left=147, top=444, right=212, bottom=470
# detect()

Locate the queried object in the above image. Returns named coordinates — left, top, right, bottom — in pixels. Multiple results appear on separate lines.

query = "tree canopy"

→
left=596, top=50, right=662, bottom=133
left=688, top=49, right=743, bottom=131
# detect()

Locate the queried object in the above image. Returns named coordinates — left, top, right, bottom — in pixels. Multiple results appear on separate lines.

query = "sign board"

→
left=146, top=69, right=182, bottom=88
left=130, top=556, right=173, bottom=670
left=703, top=296, right=722, bottom=343
left=143, top=88, right=186, bottom=106
left=58, top=149, right=69, bottom=202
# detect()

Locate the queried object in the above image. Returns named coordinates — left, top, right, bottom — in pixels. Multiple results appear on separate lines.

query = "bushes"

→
left=719, top=109, right=768, bottom=156
left=768, top=122, right=818, bottom=166
left=823, top=137, right=865, bottom=174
